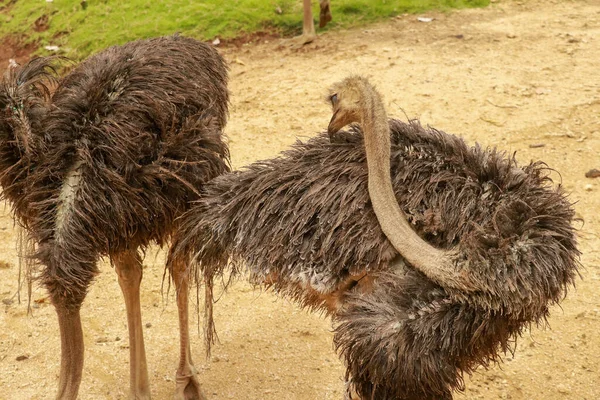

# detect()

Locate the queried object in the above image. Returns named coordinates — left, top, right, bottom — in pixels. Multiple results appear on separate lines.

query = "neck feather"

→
left=360, top=87, right=471, bottom=291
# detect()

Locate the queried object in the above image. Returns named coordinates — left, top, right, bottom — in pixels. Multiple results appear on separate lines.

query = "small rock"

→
left=585, top=184, right=594, bottom=191
left=44, top=45, right=60, bottom=52
left=585, top=168, right=600, bottom=178
left=529, top=143, right=545, bottom=148
left=507, top=33, right=517, bottom=39
left=556, top=384, right=571, bottom=394
left=417, top=17, right=434, bottom=23
left=145, top=322, right=152, bottom=328
left=16, top=355, right=29, bottom=361
left=212, top=38, right=220, bottom=46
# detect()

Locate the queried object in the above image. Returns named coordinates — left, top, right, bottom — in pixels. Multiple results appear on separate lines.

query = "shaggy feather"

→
left=0, top=57, right=58, bottom=212
left=171, top=119, right=579, bottom=398
left=0, top=35, right=230, bottom=307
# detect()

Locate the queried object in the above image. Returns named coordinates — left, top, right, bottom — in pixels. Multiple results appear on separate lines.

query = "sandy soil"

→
left=1, top=0, right=599, bottom=398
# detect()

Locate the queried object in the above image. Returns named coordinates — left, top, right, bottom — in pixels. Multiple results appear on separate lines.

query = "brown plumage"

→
left=171, top=77, right=579, bottom=399
left=0, top=35, right=229, bottom=399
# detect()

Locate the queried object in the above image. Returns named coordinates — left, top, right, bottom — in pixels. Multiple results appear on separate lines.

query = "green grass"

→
left=0, top=0, right=489, bottom=61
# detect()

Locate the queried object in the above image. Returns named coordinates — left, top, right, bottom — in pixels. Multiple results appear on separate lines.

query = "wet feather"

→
left=0, top=35, right=230, bottom=306
left=172, top=119, right=579, bottom=399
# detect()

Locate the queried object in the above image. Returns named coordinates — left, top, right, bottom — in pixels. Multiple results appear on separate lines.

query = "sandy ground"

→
left=1, top=0, right=599, bottom=398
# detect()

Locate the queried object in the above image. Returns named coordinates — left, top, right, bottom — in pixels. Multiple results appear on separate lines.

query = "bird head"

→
left=326, top=76, right=367, bottom=140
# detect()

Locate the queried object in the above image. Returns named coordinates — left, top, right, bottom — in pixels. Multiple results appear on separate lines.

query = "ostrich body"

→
left=172, top=76, right=579, bottom=399
left=0, top=36, right=229, bottom=399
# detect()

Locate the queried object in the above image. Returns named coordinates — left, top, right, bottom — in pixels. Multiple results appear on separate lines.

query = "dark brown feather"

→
left=171, top=119, right=579, bottom=398
left=0, top=35, right=230, bottom=307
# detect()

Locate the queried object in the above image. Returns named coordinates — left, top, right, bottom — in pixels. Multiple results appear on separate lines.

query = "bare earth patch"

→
left=0, top=0, right=599, bottom=399
left=0, top=35, right=35, bottom=69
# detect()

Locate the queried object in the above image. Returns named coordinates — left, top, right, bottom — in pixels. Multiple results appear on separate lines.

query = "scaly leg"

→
left=114, top=250, right=151, bottom=400
left=319, top=0, right=332, bottom=28
left=55, top=302, right=84, bottom=400
left=289, top=0, right=317, bottom=45
left=171, top=258, right=206, bottom=400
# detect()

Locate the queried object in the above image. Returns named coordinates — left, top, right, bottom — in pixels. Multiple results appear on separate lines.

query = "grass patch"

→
left=0, top=0, right=489, bottom=61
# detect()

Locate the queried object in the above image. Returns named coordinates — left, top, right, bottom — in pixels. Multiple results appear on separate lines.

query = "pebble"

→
left=585, top=168, right=600, bottom=178
left=584, top=184, right=593, bottom=191
left=556, top=383, right=571, bottom=394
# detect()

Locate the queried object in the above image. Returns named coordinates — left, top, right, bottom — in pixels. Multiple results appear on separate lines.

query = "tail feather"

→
left=1, top=57, right=62, bottom=305
left=0, top=57, right=61, bottom=209
left=0, top=57, right=60, bottom=156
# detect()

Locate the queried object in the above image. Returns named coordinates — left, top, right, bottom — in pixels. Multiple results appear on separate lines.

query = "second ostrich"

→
left=171, top=76, right=579, bottom=399
left=0, top=36, right=229, bottom=399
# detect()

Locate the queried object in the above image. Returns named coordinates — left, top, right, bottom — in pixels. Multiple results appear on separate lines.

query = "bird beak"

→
left=327, top=110, right=340, bottom=141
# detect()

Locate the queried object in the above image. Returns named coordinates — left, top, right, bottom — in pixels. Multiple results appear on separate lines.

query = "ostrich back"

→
left=174, top=119, right=579, bottom=399
left=0, top=36, right=230, bottom=304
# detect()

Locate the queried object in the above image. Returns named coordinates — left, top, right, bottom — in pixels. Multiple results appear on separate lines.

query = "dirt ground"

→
left=1, top=0, right=599, bottom=398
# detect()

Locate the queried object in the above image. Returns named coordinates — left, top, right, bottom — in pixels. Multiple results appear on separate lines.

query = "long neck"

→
left=360, top=90, right=472, bottom=291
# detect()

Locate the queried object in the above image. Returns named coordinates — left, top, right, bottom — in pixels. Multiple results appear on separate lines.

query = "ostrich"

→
left=170, top=75, right=579, bottom=399
left=0, top=35, right=229, bottom=399
left=297, top=0, right=332, bottom=44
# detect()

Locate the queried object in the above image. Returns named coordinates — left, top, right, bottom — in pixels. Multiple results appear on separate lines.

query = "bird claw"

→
left=173, top=368, right=207, bottom=400
left=279, top=33, right=317, bottom=50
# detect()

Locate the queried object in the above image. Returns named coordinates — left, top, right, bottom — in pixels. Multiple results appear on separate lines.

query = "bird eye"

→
left=330, top=93, right=338, bottom=105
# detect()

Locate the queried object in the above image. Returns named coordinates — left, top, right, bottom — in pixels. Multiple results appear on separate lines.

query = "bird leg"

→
left=114, top=250, right=151, bottom=400
left=295, top=0, right=317, bottom=45
left=171, top=258, right=206, bottom=400
left=319, top=0, right=332, bottom=28
left=54, top=301, right=84, bottom=400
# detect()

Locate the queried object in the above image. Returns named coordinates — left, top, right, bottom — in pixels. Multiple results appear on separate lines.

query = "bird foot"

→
left=282, top=33, right=317, bottom=49
left=173, top=368, right=207, bottom=400
left=130, top=391, right=152, bottom=400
